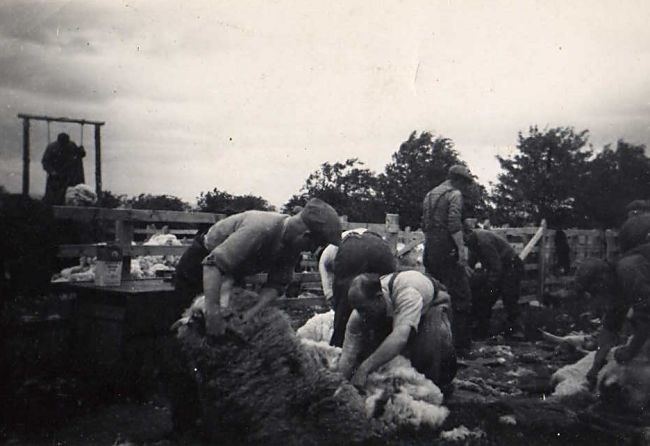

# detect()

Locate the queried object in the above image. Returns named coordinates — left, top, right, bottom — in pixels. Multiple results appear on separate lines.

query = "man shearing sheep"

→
left=574, top=245, right=650, bottom=387
left=337, top=271, right=457, bottom=395
left=174, top=198, right=342, bottom=336
left=464, top=224, right=525, bottom=339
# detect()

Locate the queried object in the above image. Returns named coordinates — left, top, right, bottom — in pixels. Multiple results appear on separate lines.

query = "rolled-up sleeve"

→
left=319, top=245, right=338, bottom=301
left=202, top=226, right=266, bottom=273
left=447, top=190, right=463, bottom=234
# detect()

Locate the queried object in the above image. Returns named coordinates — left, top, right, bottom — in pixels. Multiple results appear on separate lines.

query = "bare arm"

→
left=586, top=328, right=619, bottom=386
left=352, top=325, right=412, bottom=387
left=203, top=264, right=226, bottom=336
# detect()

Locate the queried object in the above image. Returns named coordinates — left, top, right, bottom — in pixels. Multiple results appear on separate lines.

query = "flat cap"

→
left=625, top=199, right=650, bottom=215
left=300, top=198, right=342, bottom=246
left=449, top=164, right=473, bottom=181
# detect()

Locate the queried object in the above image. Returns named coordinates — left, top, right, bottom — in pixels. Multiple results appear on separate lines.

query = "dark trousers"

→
left=166, top=235, right=209, bottom=433
left=329, top=233, right=396, bottom=347
left=174, top=235, right=210, bottom=308
left=470, top=256, right=524, bottom=335
left=423, top=229, right=473, bottom=350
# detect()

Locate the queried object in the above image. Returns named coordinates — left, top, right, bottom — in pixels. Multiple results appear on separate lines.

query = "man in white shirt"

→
left=337, top=271, right=457, bottom=395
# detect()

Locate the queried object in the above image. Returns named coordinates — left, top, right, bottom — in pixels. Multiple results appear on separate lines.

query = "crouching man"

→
left=337, top=271, right=457, bottom=395
left=166, top=198, right=341, bottom=436
left=465, top=225, right=525, bottom=339
left=175, top=198, right=342, bottom=336
left=319, top=229, right=397, bottom=347
left=574, top=245, right=650, bottom=387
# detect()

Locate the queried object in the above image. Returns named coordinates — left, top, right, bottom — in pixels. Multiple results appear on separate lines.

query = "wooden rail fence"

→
left=52, top=206, right=620, bottom=301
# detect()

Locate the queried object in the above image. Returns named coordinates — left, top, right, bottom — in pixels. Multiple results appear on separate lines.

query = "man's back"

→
left=467, top=229, right=517, bottom=270
left=422, top=180, right=462, bottom=233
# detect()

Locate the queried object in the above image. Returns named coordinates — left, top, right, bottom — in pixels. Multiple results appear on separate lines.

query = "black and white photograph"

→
left=1, top=1, right=649, bottom=444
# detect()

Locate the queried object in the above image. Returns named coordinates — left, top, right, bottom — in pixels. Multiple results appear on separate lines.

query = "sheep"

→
left=551, top=340, right=650, bottom=412
left=297, top=311, right=449, bottom=430
left=174, top=294, right=383, bottom=446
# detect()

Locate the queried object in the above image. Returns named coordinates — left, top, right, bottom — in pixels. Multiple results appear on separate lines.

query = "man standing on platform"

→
left=41, top=132, right=86, bottom=205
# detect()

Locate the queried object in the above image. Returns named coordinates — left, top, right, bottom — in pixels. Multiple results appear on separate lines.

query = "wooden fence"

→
left=52, top=206, right=620, bottom=300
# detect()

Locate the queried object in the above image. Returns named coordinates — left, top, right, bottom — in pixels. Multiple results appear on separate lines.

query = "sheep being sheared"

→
left=551, top=341, right=650, bottom=411
left=297, top=310, right=449, bottom=430
left=174, top=294, right=382, bottom=446
left=597, top=341, right=650, bottom=411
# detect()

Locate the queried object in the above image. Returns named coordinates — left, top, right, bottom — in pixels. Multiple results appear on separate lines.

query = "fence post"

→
left=537, top=219, right=548, bottom=299
left=605, top=229, right=618, bottom=262
left=340, top=215, right=349, bottom=231
left=385, top=214, right=400, bottom=254
left=115, top=219, right=134, bottom=278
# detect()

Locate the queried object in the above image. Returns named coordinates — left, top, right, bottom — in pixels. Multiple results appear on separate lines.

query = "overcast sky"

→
left=1, top=0, right=649, bottom=208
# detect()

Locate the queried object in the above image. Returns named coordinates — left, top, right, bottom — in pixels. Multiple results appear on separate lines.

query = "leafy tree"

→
left=490, top=126, right=592, bottom=227
left=97, top=190, right=126, bottom=208
left=283, top=158, right=385, bottom=222
left=577, top=140, right=650, bottom=228
left=378, top=131, right=473, bottom=229
left=197, top=188, right=272, bottom=214
left=127, top=193, right=190, bottom=211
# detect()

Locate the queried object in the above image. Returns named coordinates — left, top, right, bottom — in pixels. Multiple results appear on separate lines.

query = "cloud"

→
left=1, top=0, right=650, bottom=208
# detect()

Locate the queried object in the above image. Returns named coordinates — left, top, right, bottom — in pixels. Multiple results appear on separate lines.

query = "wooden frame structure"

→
left=18, top=113, right=105, bottom=197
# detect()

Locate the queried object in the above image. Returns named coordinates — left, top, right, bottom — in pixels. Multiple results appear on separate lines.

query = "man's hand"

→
left=351, top=366, right=370, bottom=389
left=586, top=366, right=599, bottom=390
left=205, top=310, right=227, bottom=337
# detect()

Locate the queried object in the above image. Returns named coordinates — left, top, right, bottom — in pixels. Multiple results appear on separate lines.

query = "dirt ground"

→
left=1, top=295, right=648, bottom=446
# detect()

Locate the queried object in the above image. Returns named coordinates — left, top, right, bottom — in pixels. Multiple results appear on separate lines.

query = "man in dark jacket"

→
left=575, top=246, right=650, bottom=387
left=422, top=165, right=474, bottom=353
left=465, top=227, right=524, bottom=339
left=618, top=200, right=650, bottom=254
left=318, top=229, right=397, bottom=347
left=41, top=133, right=86, bottom=205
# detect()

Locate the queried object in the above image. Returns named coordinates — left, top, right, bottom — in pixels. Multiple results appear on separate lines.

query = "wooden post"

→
left=537, top=219, right=548, bottom=300
left=94, top=124, right=102, bottom=199
left=22, top=118, right=30, bottom=195
left=115, top=220, right=134, bottom=278
left=385, top=213, right=400, bottom=254
left=605, top=229, right=618, bottom=263
left=340, top=215, right=349, bottom=231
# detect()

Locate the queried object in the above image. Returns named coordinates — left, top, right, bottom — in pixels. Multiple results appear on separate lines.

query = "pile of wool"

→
left=295, top=310, right=334, bottom=343
left=297, top=311, right=449, bottom=430
left=51, top=257, right=96, bottom=283
left=396, top=242, right=424, bottom=269
left=174, top=293, right=383, bottom=445
left=143, top=233, right=182, bottom=247
left=64, top=184, right=97, bottom=206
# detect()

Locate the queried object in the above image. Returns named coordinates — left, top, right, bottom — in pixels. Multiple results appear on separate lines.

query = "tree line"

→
left=94, top=126, right=650, bottom=230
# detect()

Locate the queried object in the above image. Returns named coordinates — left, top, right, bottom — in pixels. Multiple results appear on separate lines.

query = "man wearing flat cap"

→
left=422, top=164, right=475, bottom=353
left=174, top=198, right=342, bottom=336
